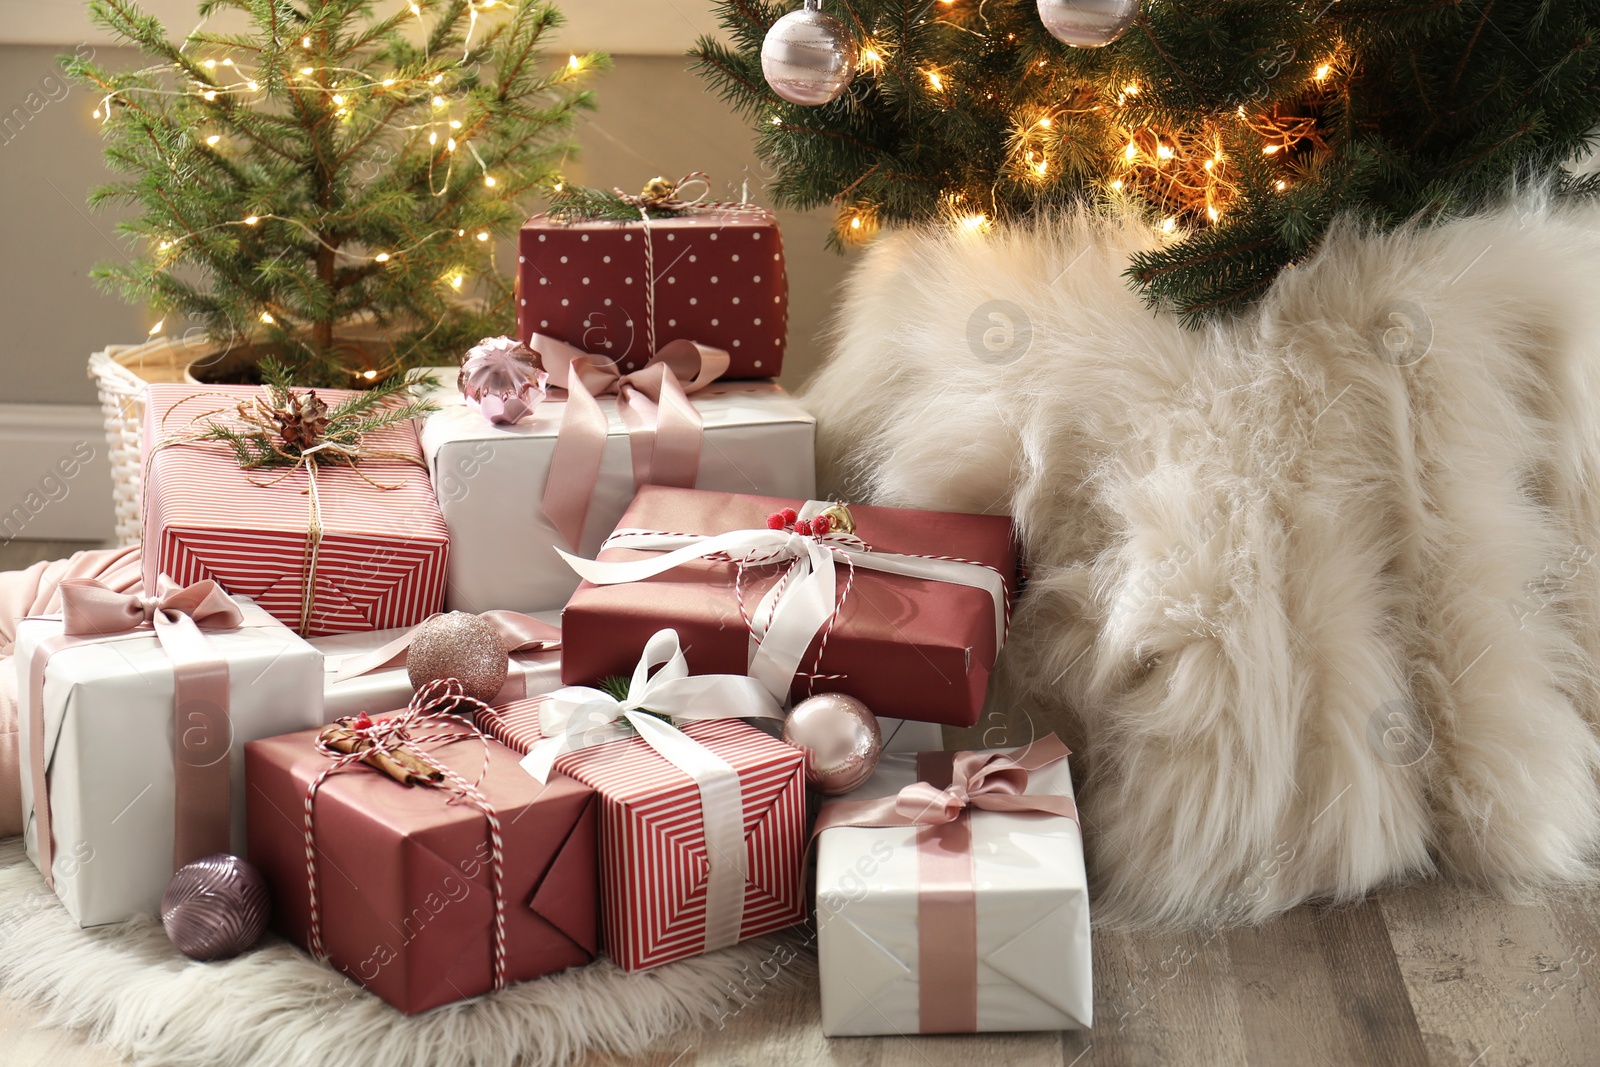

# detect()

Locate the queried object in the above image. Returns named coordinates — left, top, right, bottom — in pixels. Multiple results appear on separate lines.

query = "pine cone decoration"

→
left=275, top=390, right=330, bottom=452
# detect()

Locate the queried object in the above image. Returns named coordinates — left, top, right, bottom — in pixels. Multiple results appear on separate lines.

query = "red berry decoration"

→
left=352, top=711, right=373, bottom=730
left=779, top=507, right=798, bottom=525
left=811, top=514, right=832, bottom=534
left=766, top=512, right=787, bottom=530
left=794, top=518, right=814, bottom=536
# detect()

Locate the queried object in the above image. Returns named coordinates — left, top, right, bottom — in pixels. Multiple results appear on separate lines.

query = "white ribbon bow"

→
left=556, top=501, right=1009, bottom=702
left=521, top=628, right=784, bottom=954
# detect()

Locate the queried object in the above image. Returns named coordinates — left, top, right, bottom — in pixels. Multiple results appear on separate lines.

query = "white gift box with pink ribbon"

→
left=815, top=738, right=1093, bottom=1036
left=420, top=378, right=815, bottom=615
left=15, top=585, right=324, bottom=926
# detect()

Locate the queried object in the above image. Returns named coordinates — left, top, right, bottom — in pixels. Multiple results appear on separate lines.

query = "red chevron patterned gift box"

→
left=479, top=652, right=807, bottom=972
left=142, top=383, right=448, bottom=637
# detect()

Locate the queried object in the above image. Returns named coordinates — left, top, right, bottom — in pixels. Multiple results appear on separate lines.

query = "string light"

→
left=300, top=67, right=314, bottom=75
left=203, top=91, right=217, bottom=101
left=243, top=216, right=260, bottom=225
left=926, top=69, right=944, bottom=91
left=1275, top=180, right=1288, bottom=191
left=363, top=369, right=378, bottom=380
left=302, top=35, right=312, bottom=48
left=148, top=319, right=165, bottom=336
left=1262, top=144, right=1281, bottom=155
left=568, top=55, right=581, bottom=70
left=332, top=94, right=345, bottom=105
left=1314, top=62, right=1332, bottom=81
left=431, top=95, right=445, bottom=107
left=475, top=231, right=489, bottom=241
left=446, top=138, right=456, bottom=151
left=1161, top=217, right=1176, bottom=233
left=260, top=311, right=275, bottom=324
left=959, top=213, right=989, bottom=233
left=448, top=273, right=464, bottom=289
left=850, top=216, right=862, bottom=230
left=374, top=252, right=391, bottom=262
left=483, top=175, right=497, bottom=187
left=206, top=134, right=221, bottom=145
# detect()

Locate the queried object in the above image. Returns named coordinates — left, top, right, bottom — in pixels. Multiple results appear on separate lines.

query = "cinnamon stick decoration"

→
left=317, top=724, right=442, bottom=787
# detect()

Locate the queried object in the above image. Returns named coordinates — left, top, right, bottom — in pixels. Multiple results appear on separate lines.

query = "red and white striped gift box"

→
left=479, top=698, right=808, bottom=971
left=142, top=384, right=449, bottom=637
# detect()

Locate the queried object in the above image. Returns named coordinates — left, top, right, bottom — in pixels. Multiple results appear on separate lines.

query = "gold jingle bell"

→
left=820, top=503, right=856, bottom=535
left=640, top=176, right=676, bottom=203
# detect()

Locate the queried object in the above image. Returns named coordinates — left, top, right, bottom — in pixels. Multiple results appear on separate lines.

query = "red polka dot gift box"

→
left=516, top=210, right=788, bottom=380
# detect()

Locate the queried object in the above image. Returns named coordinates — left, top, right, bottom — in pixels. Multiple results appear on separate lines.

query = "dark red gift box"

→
left=560, top=487, right=1019, bottom=728
left=245, top=721, right=598, bottom=1014
left=516, top=210, right=787, bottom=379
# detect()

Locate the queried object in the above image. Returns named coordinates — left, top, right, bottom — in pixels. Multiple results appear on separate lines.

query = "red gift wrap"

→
left=516, top=210, right=787, bottom=380
left=244, top=720, right=598, bottom=1014
left=480, top=698, right=807, bottom=972
left=143, top=383, right=449, bottom=637
left=560, top=487, right=1019, bottom=728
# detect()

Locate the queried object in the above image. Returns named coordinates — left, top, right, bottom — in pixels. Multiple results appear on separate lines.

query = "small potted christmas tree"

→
left=73, top=0, right=603, bottom=540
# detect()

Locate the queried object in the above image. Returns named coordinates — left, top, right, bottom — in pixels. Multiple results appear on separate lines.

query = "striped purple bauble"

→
left=161, top=853, right=271, bottom=961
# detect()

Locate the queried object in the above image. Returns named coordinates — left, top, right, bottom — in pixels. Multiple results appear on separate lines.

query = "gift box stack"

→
left=15, top=192, right=1090, bottom=1033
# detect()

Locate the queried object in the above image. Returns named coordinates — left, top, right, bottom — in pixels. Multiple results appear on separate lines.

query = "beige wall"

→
left=0, top=45, right=849, bottom=405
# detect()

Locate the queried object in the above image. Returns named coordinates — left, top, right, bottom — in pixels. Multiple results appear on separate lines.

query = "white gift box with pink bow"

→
left=15, top=583, right=323, bottom=926
left=814, top=736, right=1093, bottom=1036
left=420, top=373, right=815, bottom=616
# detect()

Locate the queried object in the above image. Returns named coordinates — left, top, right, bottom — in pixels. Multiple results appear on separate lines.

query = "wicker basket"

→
left=87, top=336, right=206, bottom=547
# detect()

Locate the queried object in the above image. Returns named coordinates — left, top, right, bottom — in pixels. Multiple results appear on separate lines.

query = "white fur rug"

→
left=0, top=838, right=810, bottom=1066
left=804, top=198, right=1600, bottom=928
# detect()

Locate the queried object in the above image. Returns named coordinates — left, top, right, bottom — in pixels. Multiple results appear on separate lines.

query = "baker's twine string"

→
left=301, top=678, right=508, bottom=991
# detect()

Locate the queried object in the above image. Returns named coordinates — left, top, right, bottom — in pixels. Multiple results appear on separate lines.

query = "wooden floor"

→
left=4, top=541, right=1598, bottom=1067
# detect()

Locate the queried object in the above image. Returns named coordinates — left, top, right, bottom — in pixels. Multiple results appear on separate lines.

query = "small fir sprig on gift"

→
left=547, top=175, right=707, bottom=222
left=597, top=674, right=673, bottom=723
left=200, top=357, right=436, bottom=470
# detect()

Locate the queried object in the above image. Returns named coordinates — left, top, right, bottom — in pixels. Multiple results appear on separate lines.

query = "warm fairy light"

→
left=203, top=91, right=217, bottom=101
left=431, top=74, right=444, bottom=85
left=1203, top=158, right=1214, bottom=171
left=158, top=240, right=172, bottom=250
left=302, top=35, right=311, bottom=47
left=222, top=58, right=233, bottom=66
left=206, top=134, right=221, bottom=145
left=363, top=369, right=378, bottom=379
left=1262, top=144, right=1281, bottom=155
left=552, top=182, right=564, bottom=192
left=243, top=215, right=260, bottom=225
left=429, top=131, right=439, bottom=144
left=1207, top=206, right=1219, bottom=220
left=1037, top=116, right=1052, bottom=128
left=260, top=311, right=275, bottom=324
left=568, top=55, right=581, bottom=70
left=449, top=119, right=462, bottom=129
left=148, top=319, right=164, bottom=336
left=332, top=94, right=345, bottom=105
left=476, top=231, right=489, bottom=241
left=1110, top=179, right=1124, bottom=190
left=771, top=116, right=782, bottom=125
left=448, top=273, right=464, bottom=289
left=1124, top=141, right=1138, bottom=160
left=431, top=95, right=445, bottom=107
left=382, top=78, right=395, bottom=87
left=926, top=69, right=944, bottom=91
left=203, top=59, right=216, bottom=68
left=1156, top=143, right=1174, bottom=160
left=446, top=137, right=457, bottom=151
left=1276, top=180, right=1288, bottom=191
left=850, top=216, right=862, bottom=230
left=410, top=3, right=421, bottom=14
left=483, top=175, right=497, bottom=187
left=247, top=80, right=260, bottom=91
left=1124, top=83, right=1140, bottom=96
left=300, top=67, right=314, bottom=75
left=1314, top=62, right=1332, bottom=81
left=1033, top=160, right=1048, bottom=177
left=1161, top=217, right=1176, bottom=233
left=374, top=252, right=391, bottom=262
left=959, top=213, right=989, bottom=233
left=860, top=47, right=883, bottom=73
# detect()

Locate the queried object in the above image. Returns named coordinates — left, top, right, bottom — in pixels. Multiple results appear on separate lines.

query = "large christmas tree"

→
left=70, top=0, right=604, bottom=384
left=693, top=1, right=1600, bottom=321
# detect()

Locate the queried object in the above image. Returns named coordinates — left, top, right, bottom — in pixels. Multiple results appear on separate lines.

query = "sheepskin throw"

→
left=803, top=201, right=1600, bottom=928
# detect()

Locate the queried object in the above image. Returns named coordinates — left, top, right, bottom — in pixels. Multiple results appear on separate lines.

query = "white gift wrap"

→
left=815, top=749, right=1092, bottom=1035
left=420, top=380, right=816, bottom=614
left=15, top=599, right=324, bottom=926
left=314, top=610, right=565, bottom=719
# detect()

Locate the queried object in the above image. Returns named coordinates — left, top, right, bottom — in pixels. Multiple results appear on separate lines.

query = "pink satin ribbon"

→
left=28, top=578, right=243, bottom=888
left=324, top=610, right=563, bottom=702
left=812, top=734, right=1077, bottom=1033
left=531, top=332, right=731, bottom=548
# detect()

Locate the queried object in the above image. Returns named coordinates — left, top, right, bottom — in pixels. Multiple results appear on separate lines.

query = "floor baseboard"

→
left=0, top=404, right=115, bottom=543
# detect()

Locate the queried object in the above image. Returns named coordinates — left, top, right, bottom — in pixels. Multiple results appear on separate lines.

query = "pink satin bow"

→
left=891, top=743, right=1079, bottom=826
left=532, top=332, right=730, bottom=548
left=29, top=578, right=243, bottom=888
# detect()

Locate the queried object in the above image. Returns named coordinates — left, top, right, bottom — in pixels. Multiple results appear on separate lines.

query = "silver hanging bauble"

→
left=761, top=0, right=858, bottom=107
left=1037, top=0, right=1140, bottom=49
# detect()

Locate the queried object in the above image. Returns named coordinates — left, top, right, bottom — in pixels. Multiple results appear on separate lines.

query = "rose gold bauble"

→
left=407, top=611, right=509, bottom=705
left=782, top=693, right=882, bottom=795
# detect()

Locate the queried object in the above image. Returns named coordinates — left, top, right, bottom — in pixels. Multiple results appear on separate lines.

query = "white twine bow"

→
left=556, top=501, right=1010, bottom=703
left=522, top=628, right=782, bottom=953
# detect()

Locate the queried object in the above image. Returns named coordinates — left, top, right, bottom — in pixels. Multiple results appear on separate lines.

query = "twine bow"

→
left=302, top=679, right=511, bottom=991
left=533, top=333, right=731, bottom=549
left=27, top=578, right=244, bottom=888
